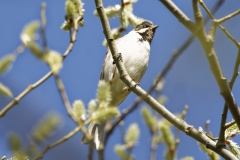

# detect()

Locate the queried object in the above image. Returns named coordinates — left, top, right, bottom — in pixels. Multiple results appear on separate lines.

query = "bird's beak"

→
left=152, top=25, right=158, bottom=32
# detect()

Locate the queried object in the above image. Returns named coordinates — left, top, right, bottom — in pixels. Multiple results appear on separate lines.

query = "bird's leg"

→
left=123, top=86, right=131, bottom=92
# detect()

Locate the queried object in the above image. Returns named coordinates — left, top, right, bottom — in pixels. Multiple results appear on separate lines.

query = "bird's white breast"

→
left=103, top=30, right=150, bottom=106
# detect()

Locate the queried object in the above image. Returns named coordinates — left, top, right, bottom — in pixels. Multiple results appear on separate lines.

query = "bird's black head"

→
left=134, top=21, right=158, bottom=44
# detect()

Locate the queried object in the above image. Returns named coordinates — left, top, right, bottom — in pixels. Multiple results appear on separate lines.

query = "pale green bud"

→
left=26, top=42, right=44, bottom=60
left=141, top=107, right=157, bottom=132
left=157, top=95, right=168, bottom=105
left=44, top=50, right=63, bottom=74
left=20, top=21, right=40, bottom=45
left=226, top=140, right=240, bottom=159
left=97, top=80, right=112, bottom=104
left=90, top=107, right=120, bottom=122
left=31, top=112, right=62, bottom=143
left=94, top=5, right=121, bottom=18
left=114, top=145, right=128, bottom=160
left=128, top=13, right=145, bottom=27
left=159, top=124, right=174, bottom=147
left=225, top=123, right=240, bottom=139
left=88, top=99, right=98, bottom=114
left=0, top=55, right=15, bottom=74
left=180, top=157, right=194, bottom=160
left=119, top=9, right=129, bottom=28
left=73, top=100, right=86, bottom=119
left=0, top=83, right=13, bottom=98
left=65, top=1, right=76, bottom=19
left=124, top=123, right=139, bottom=147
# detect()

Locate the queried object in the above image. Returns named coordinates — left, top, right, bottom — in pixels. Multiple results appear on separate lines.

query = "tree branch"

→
left=0, top=15, right=82, bottom=118
left=162, top=0, right=240, bottom=129
left=104, top=0, right=226, bottom=145
left=94, top=0, right=238, bottom=159
left=199, top=0, right=240, bottom=48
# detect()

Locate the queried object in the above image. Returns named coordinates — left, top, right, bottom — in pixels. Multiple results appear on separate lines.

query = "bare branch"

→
left=40, top=2, right=48, bottom=53
left=160, top=0, right=240, bottom=128
left=217, top=9, right=240, bottom=24
left=54, top=75, right=78, bottom=122
left=94, top=0, right=238, bottom=159
left=104, top=0, right=226, bottom=145
left=199, top=0, right=240, bottom=48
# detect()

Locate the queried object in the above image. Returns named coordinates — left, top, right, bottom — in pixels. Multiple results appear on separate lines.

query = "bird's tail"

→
left=81, top=121, right=106, bottom=150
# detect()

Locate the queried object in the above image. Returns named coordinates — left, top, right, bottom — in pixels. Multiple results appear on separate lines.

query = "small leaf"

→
left=20, top=21, right=40, bottom=45
left=90, top=107, right=119, bottom=122
left=27, top=42, right=44, bottom=60
left=0, top=83, right=13, bottom=97
left=44, top=50, right=63, bottom=74
left=73, top=100, right=85, bottom=119
left=0, top=55, right=15, bottom=74
left=114, top=145, right=128, bottom=160
left=97, top=80, right=112, bottom=104
left=124, top=123, right=139, bottom=147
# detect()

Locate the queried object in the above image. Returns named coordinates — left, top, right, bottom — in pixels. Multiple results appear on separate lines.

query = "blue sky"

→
left=0, top=0, right=240, bottom=160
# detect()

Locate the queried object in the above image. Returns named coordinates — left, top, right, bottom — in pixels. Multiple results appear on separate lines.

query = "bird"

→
left=81, top=21, right=158, bottom=150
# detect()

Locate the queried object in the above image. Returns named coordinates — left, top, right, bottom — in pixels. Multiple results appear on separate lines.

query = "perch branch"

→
left=94, top=0, right=238, bottom=159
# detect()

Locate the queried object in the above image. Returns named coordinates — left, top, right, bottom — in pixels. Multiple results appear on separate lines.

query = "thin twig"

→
left=174, top=105, right=189, bottom=149
left=34, top=126, right=81, bottom=160
left=98, top=149, right=104, bottom=160
left=95, top=0, right=238, bottom=159
left=194, top=0, right=240, bottom=129
left=13, top=43, right=25, bottom=56
left=0, top=15, right=82, bottom=118
left=217, top=49, right=240, bottom=147
left=199, top=0, right=240, bottom=48
left=54, top=74, right=91, bottom=140
left=199, top=0, right=240, bottom=148
left=104, top=0, right=225, bottom=145
left=150, top=135, right=157, bottom=160
left=217, top=9, right=240, bottom=24
left=54, top=75, right=78, bottom=122
left=40, top=2, right=48, bottom=53
left=88, top=145, right=93, bottom=160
